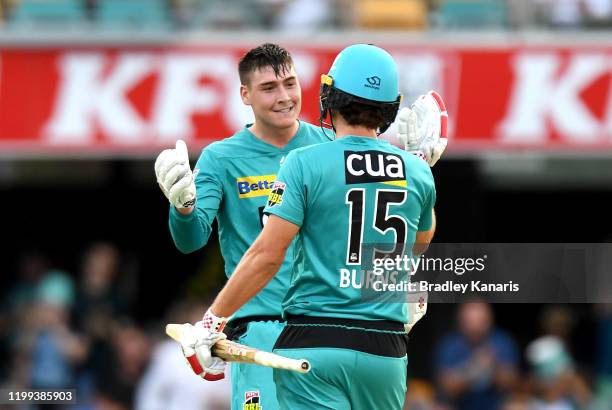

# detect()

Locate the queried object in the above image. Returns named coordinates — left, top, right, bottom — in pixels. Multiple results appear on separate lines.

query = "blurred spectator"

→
left=539, top=305, right=576, bottom=346
left=72, top=242, right=138, bottom=406
left=135, top=300, right=231, bottom=410
left=1, top=251, right=50, bottom=382
left=11, top=271, right=87, bottom=391
left=435, top=302, right=519, bottom=410
left=74, top=242, right=130, bottom=339
left=6, top=251, right=49, bottom=312
left=92, top=320, right=151, bottom=410
left=526, top=336, right=592, bottom=409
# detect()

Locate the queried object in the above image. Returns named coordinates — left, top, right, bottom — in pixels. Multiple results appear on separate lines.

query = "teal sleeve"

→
left=418, top=180, right=436, bottom=232
left=169, top=148, right=223, bottom=253
left=263, top=151, right=305, bottom=227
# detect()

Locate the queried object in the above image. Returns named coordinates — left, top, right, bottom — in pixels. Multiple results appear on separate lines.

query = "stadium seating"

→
left=191, top=0, right=266, bottom=29
left=10, top=0, right=87, bottom=29
left=438, top=0, right=507, bottom=29
left=95, top=0, right=170, bottom=31
left=354, top=0, right=428, bottom=30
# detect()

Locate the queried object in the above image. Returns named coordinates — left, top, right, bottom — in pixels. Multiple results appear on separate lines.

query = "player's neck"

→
left=332, top=114, right=377, bottom=139
left=335, top=125, right=377, bottom=139
left=249, top=121, right=299, bottom=148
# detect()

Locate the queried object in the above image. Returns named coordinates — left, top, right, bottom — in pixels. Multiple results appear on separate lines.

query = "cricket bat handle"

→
left=165, top=323, right=310, bottom=374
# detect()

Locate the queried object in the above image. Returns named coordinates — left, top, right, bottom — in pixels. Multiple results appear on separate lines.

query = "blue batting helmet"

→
left=319, top=44, right=402, bottom=133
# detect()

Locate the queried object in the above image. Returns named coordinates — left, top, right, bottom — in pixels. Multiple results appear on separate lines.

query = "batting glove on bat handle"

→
left=154, top=139, right=197, bottom=209
left=179, top=320, right=228, bottom=381
left=194, top=309, right=230, bottom=381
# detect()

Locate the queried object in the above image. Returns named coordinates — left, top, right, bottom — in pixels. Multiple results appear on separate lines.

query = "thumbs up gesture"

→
left=155, top=140, right=197, bottom=209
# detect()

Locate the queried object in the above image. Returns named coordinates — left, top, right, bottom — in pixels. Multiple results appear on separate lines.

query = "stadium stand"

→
left=10, top=0, right=87, bottom=29
left=437, top=0, right=507, bottom=29
left=95, top=0, right=170, bottom=31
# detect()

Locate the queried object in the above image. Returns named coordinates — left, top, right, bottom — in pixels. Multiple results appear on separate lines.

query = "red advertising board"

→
left=1, top=43, right=611, bottom=155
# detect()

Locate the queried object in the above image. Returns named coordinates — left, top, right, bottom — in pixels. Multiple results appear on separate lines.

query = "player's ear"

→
left=240, top=84, right=251, bottom=106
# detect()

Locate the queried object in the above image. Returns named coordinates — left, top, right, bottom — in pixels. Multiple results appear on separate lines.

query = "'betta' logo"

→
left=365, top=76, right=381, bottom=89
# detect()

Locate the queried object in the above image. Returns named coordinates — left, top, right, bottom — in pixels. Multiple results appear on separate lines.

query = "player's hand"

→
left=154, top=140, right=196, bottom=209
left=397, top=91, right=448, bottom=167
left=179, top=310, right=229, bottom=381
left=405, top=290, right=428, bottom=333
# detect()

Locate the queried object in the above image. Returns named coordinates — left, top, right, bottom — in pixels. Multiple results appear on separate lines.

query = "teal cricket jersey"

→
left=169, top=121, right=329, bottom=319
left=264, top=136, right=436, bottom=324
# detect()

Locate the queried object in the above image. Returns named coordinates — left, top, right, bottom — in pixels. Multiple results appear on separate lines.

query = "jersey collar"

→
left=243, top=120, right=306, bottom=153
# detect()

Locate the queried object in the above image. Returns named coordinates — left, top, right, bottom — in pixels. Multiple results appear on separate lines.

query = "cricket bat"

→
left=165, top=324, right=311, bottom=374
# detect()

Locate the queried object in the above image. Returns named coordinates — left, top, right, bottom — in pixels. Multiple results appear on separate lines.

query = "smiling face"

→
left=240, top=64, right=302, bottom=132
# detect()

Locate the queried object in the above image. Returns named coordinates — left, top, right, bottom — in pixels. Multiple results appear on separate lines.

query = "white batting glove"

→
left=405, top=290, right=428, bottom=333
left=179, top=309, right=229, bottom=381
left=154, top=140, right=196, bottom=209
left=397, top=91, right=448, bottom=167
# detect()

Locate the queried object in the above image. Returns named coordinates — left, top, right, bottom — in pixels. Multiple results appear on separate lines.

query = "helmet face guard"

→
left=319, top=74, right=401, bottom=134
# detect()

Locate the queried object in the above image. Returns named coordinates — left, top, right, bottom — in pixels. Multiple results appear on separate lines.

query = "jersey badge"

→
left=267, top=181, right=286, bottom=207
left=243, top=390, right=262, bottom=410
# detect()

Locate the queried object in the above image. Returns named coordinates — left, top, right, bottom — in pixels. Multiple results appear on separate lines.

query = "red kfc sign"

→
left=0, top=43, right=611, bottom=155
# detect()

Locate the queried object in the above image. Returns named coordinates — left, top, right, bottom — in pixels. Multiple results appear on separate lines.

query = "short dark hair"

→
left=238, top=43, right=294, bottom=85
left=334, top=103, right=388, bottom=130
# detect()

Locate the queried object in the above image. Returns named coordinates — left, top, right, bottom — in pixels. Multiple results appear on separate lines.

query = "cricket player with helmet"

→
left=155, top=43, right=445, bottom=410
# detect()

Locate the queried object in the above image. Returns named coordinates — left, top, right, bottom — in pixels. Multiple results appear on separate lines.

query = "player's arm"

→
left=414, top=209, right=436, bottom=256
left=407, top=181, right=437, bottom=334
left=175, top=216, right=298, bottom=381
left=169, top=147, right=223, bottom=254
left=177, top=152, right=306, bottom=381
left=413, top=164, right=437, bottom=257
left=211, top=151, right=305, bottom=316
left=211, top=215, right=299, bottom=317
left=155, top=140, right=223, bottom=254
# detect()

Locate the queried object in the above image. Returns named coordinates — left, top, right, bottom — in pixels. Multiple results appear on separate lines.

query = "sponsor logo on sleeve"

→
left=236, top=174, right=277, bottom=198
left=243, top=390, right=262, bottom=410
left=267, top=181, right=286, bottom=207
left=344, top=150, right=406, bottom=187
